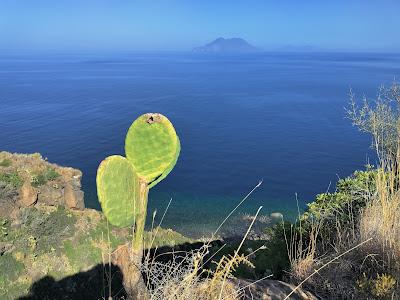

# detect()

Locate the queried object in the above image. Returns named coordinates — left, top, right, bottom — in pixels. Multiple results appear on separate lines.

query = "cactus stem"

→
left=120, top=180, right=149, bottom=299
left=132, top=180, right=149, bottom=253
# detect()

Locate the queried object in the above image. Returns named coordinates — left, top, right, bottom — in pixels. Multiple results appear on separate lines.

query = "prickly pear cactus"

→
left=96, top=113, right=180, bottom=296
left=96, top=155, right=140, bottom=227
left=125, top=113, right=180, bottom=188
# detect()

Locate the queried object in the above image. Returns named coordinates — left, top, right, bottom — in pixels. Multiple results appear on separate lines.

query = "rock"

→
left=64, top=183, right=84, bottom=209
left=233, top=279, right=318, bottom=300
left=38, top=185, right=63, bottom=206
left=270, top=212, right=283, bottom=220
left=20, top=182, right=37, bottom=206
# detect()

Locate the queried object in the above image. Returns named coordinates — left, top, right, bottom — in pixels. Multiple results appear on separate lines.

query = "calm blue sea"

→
left=1, top=51, right=399, bottom=236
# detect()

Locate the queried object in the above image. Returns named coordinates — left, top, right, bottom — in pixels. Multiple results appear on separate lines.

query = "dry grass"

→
left=141, top=207, right=263, bottom=300
left=359, top=158, right=400, bottom=272
left=285, top=152, right=400, bottom=298
left=141, top=244, right=242, bottom=300
left=285, top=195, right=321, bottom=282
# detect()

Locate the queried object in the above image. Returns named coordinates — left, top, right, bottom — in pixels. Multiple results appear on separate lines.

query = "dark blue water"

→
left=1, top=51, right=398, bottom=236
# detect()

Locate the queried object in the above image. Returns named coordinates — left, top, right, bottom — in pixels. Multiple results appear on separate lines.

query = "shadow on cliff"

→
left=17, top=240, right=224, bottom=300
left=17, top=263, right=127, bottom=300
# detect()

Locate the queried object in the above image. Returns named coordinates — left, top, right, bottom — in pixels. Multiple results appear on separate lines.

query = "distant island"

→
left=193, top=37, right=259, bottom=53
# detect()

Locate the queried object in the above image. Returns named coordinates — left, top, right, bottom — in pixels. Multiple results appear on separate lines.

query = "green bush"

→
left=18, top=206, right=76, bottom=254
left=0, top=172, right=23, bottom=188
left=0, top=253, right=24, bottom=285
left=30, top=174, right=46, bottom=187
left=45, top=168, right=60, bottom=181
left=31, top=168, right=60, bottom=187
left=302, top=168, right=376, bottom=223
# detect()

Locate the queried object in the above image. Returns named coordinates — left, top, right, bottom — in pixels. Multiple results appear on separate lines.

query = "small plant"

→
left=0, top=159, right=11, bottom=167
left=372, top=273, right=396, bottom=298
left=1, top=219, right=8, bottom=237
left=30, top=174, right=45, bottom=187
left=0, top=172, right=23, bottom=188
left=27, top=235, right=37, bottom=251
left=357, top=273, right=396, bottom=298
left=96, top=113, right=180, bottom=296
left=31, top=168, right=60, bottom=187
left=45, top=168, right=60, bottom=181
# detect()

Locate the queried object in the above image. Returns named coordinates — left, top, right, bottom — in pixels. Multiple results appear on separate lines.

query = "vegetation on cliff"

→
left=286, top=82, right=400, bottom=299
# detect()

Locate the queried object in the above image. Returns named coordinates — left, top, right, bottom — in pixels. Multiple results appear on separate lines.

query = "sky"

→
left=1, top=0, right=400, bottom=52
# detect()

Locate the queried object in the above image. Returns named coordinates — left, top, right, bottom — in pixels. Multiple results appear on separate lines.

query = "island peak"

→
left=193, top=37, right=259, bottom=53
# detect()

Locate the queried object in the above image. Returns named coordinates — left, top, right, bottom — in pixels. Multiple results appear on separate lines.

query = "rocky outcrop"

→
left=233, top=279, right=319, bottom=300
left=64, top=183, right=84, bottom=209
left=0, top=151, right=85, bottom=219
left=20, top=182, right=37, bottom=206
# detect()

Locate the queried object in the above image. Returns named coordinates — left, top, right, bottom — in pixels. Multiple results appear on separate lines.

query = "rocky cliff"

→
left=0, top=151, right=84, bottom=221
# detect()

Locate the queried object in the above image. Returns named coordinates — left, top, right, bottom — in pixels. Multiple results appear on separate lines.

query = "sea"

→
left=1, top=51, right=399, bottom=237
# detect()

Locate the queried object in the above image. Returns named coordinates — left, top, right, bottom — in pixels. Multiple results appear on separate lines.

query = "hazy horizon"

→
left=1, top=45, right=400, bottom=56
left=1, top=0, right=400, bottom=53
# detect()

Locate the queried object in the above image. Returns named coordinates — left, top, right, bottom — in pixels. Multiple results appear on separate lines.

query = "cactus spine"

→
left=96, top=113, right=180, bottom=296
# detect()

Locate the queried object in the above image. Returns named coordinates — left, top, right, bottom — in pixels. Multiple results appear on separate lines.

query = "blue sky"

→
left=1, top=0, right=399, bottom=52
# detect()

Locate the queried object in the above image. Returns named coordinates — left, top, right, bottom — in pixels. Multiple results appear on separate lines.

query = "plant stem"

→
left=133, top=180, right=149, bottom=253
left=115, top=180, right=149, bottom=299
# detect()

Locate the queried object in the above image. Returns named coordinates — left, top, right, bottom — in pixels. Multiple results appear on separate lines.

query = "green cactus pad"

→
left=125, top=113, right=180, bottom=187
left=96, top=155, right=140, bottom=227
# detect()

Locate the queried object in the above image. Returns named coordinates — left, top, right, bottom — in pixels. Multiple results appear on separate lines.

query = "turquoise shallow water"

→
left=1, top=51, right=398, bottom=236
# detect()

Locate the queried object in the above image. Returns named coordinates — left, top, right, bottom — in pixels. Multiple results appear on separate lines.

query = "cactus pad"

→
left=125, top=113, right=180, bottom=187
left=96, top=155, right=140, bottom=227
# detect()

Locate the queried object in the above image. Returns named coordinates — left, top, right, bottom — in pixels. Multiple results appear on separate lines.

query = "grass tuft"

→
left=0, top=159, right=12, bottom=167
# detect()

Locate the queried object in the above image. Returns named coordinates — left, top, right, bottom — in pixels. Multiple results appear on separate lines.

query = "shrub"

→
left=0, top=172, right=23, bottom=188
left=303, top=168, right=376, bottom=223
left=357, top=273, right=397, bottom=298
left=372, top=274, right=396, bottom=298
left=19, top=206, right=76, bottom=254
left=0, top=253, right=24, bottom=285
left=45, top=168, right=60, bottom=181
left=347, top=81, right=400, bottom=158
left=30, top=174, right=46, bottom=187
left=31, top=168, right=60, bottom=187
